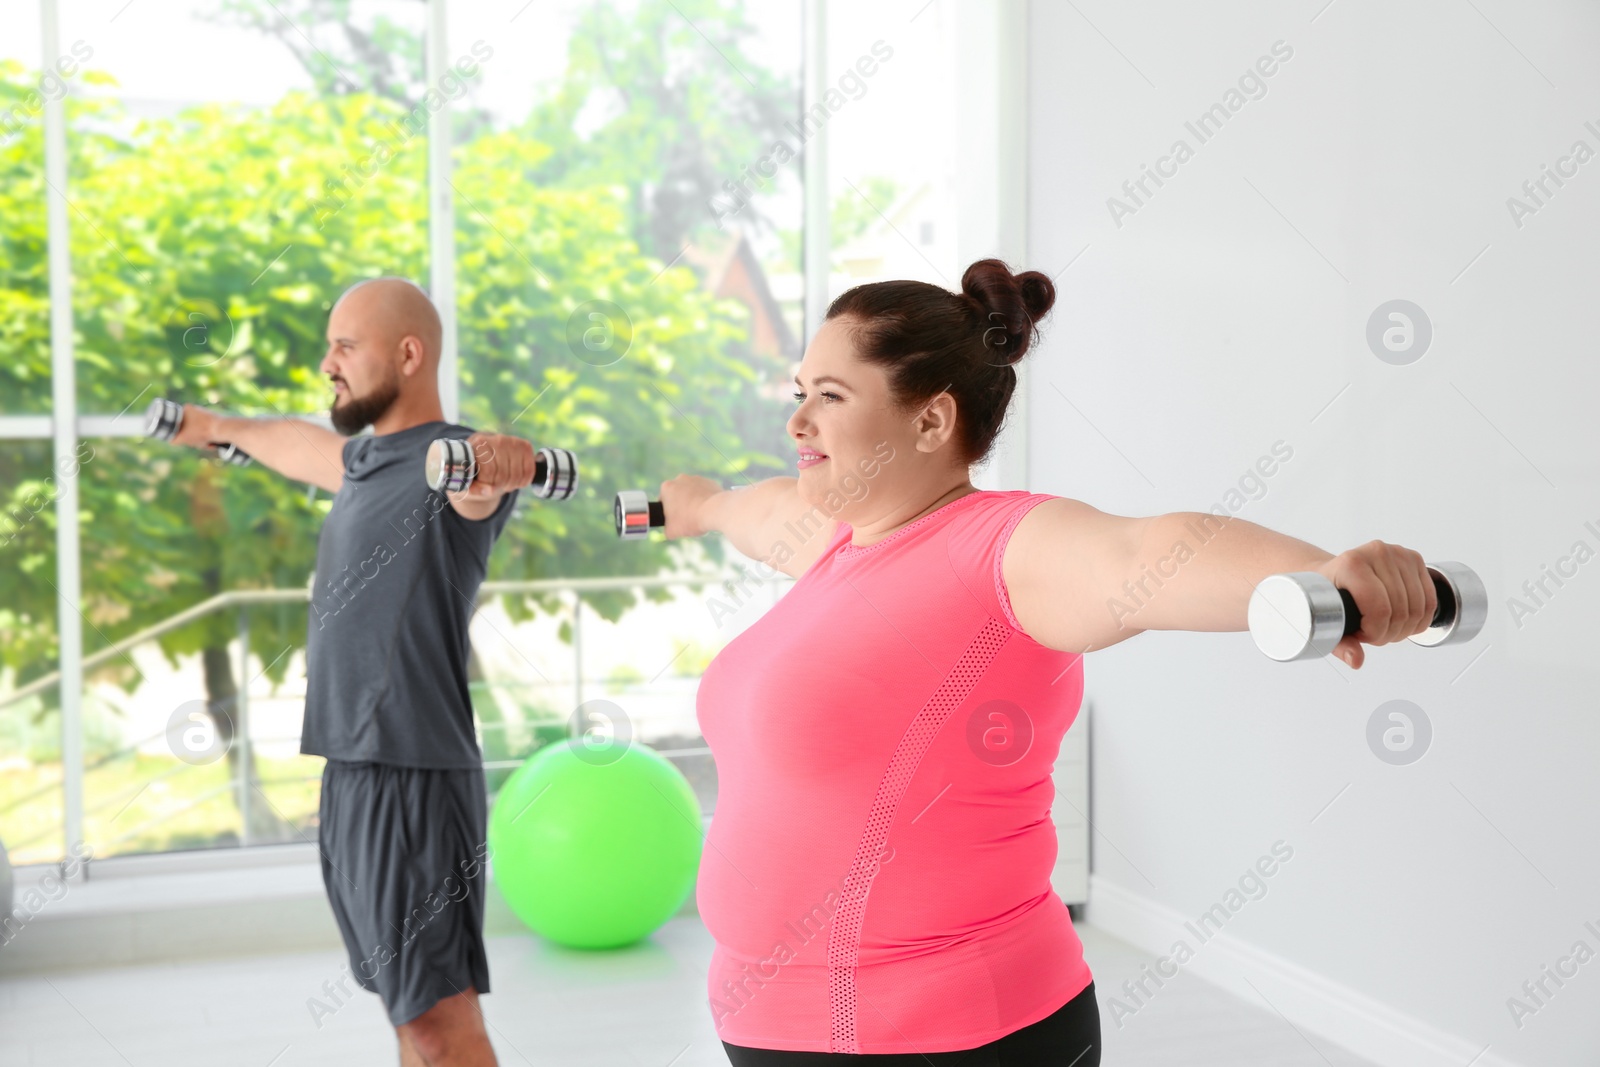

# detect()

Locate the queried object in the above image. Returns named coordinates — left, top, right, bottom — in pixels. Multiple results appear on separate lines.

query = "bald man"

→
left=172, top=277, right=528, bottom=1066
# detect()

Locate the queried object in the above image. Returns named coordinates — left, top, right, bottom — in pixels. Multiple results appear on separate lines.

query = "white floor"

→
left=0, top=916, right=1384, bottom=1066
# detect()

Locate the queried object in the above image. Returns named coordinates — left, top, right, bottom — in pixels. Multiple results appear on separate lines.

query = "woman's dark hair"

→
left=824, top=258, right=1056, bottom=465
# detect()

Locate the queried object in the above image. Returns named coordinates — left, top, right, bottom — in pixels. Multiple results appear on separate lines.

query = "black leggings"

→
left=722, top=981, right=1100, bottom=1066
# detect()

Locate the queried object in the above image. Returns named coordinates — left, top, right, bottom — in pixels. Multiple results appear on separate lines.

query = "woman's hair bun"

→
left=960, top=258, right=1056, bottom=366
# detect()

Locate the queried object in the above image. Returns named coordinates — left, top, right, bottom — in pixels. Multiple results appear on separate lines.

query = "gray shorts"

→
left=317, top=759, right=492, bottom=1027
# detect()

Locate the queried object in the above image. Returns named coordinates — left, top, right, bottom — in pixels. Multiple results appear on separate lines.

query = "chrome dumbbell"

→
left=144, top=398, right=251, bottom=466
left=424, top=437, right=578, bottom=500
left=1247, top=561, right=1487, bottom=662
left=614, top=489, right=665, bottom=540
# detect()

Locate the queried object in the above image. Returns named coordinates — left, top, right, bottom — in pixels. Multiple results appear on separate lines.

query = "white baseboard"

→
left=1085, top=875, right=1523, bottom=1067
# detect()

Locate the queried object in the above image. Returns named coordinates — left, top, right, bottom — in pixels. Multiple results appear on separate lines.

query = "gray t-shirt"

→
left=299, top=420, right=517, bottom=769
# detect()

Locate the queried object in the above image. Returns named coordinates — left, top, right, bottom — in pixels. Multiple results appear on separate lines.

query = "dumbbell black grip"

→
left=144, top=398, right=251, bottom=467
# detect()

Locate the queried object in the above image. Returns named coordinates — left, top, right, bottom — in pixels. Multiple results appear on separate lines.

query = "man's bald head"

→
left=334, top=277, right=442, bottom=369
left=321, top=277, right=445, bottom=435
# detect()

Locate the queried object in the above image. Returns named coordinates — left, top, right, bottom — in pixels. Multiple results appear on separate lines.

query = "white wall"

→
left=1026, top=2, right=1600, bottom=1065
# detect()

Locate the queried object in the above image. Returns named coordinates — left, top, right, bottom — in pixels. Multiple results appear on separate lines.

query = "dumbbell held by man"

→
left=1248, top=560, right=1486, bottom=662
left=424, top=435, right=578, bottom=501
left=145, top=398, right=252, bottom=466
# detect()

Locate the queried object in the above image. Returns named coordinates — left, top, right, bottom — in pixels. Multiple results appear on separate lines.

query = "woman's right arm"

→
left=660, top=474, right=839, bottom=579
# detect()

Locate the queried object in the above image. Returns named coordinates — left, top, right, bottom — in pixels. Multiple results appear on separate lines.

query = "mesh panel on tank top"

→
left=825, top=616, right=1012, bottom=1053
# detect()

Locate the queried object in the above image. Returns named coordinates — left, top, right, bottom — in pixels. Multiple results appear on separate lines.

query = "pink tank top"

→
left=695, top=489, right=1092, bottom=1054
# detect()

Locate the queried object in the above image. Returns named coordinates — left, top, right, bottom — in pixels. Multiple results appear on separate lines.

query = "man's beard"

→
left=329, top=376, right=401, bottom=435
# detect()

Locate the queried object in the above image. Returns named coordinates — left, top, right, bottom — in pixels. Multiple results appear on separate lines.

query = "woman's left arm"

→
left=1004, top=500, right=1437, bottom=668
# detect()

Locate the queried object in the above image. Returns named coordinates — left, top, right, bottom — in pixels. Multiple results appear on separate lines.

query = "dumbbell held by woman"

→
left=424, top=436, right=578, bottom=500
left=144, top=398, right=251, bottom=466
left=614, top=489, right=665, bottom=540
left=1248, top=561, right=1486, bottom=662
left=614, top=479, right=744, bottom=539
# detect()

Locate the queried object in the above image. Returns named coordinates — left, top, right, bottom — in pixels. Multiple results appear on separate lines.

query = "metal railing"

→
left=0, top=572, right=790, bottom=713
left=0, top=570, right=790, bottom=862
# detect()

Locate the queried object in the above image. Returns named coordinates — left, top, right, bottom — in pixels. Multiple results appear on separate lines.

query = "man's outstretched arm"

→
left=172, top=405, right=347, bottom=493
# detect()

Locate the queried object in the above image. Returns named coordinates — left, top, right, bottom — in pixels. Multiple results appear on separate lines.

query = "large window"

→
left=0, top=0, right=812, bottom=870
left=0, top=0, right=971, bottom=871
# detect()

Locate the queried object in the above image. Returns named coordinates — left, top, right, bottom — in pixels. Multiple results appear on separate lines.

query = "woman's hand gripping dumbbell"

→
left=1248, top=554, right=1486, bottom=665
left=424, top=434, right=578, bottom=500
left=145, top=398, right=251, bottom=466
left=614, top=475, right=732, bottom=539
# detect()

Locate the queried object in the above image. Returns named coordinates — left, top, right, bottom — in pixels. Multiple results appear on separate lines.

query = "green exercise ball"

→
left=488, top=739, right=702, bottom=949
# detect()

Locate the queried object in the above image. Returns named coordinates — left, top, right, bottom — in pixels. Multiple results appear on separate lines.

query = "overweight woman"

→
left=656, top=260, right=1439, bottom=1065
